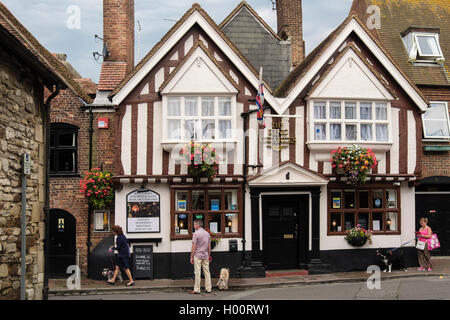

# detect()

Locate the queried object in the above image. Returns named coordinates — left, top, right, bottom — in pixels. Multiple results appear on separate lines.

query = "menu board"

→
left=127, top=189, right=160, bottom=233
left=133, top=245, right=153, bottom=279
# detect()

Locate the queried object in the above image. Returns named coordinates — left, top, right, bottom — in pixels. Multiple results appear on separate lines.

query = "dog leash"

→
left=388, top=238, right=417, bottom=253
left=209, top=259, right=220, bottom=278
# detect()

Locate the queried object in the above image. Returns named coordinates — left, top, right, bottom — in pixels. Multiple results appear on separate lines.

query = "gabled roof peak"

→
left=158, top=39, right=239, bottom=93
left=219, top=0, right=281, bottom=41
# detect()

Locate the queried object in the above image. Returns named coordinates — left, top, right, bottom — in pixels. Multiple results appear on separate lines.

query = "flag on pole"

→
left=256, top=67, right=265, bottom=127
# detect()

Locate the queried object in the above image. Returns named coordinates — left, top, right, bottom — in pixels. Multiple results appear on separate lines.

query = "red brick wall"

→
left=103, top=0, right=134, bottom=73
left=48, top=88, right=116, bottom=275
left=419, top=86, right=450, bottom=179
left=276, top=0, right=305, bottom=67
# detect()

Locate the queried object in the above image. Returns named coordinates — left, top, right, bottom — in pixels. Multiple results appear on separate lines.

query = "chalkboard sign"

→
left=132, top=245, right=153, bottom=279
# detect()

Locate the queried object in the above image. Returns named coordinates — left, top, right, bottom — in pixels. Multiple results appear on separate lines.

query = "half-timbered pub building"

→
left=91, top=0, right=443, bottom=278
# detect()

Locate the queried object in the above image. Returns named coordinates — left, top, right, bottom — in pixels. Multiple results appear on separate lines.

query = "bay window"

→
left=164, top=96, right=234, bottom=142
left=310, top=100, right=390, bottom=143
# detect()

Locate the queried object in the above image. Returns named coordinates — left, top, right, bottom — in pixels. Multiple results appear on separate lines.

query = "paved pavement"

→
left=50, top=276, right=450, bottom=300
left=49, top=257, right=450, bottom=297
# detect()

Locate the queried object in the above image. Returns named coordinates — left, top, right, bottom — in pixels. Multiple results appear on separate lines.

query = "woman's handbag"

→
left=416, top=240, right=426, bottom=250
left=427, top=234, right=440, bottom=251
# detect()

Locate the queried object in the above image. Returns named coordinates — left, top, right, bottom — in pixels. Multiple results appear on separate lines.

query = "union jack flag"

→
left=256, top=67, right=265, bottom=127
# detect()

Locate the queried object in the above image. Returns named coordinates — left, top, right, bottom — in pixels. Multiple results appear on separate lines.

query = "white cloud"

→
left=1, top=0, right=352, bottom=82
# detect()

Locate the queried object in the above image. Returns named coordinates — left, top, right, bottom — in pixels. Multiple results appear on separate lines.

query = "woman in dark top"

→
left=108, top=225, right=134, bottom=286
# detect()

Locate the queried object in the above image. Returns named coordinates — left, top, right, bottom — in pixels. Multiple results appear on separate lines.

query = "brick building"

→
left=351, top=0, right=450, bottom=255
left=47, top=0, right=134, bottom=279
left=0, top=2, right=90, bottom=299
left=48, top=64, right=117, bottom=277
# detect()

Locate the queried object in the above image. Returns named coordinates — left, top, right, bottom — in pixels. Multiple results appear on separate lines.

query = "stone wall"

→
left=0, top=43, right=46, bottom=300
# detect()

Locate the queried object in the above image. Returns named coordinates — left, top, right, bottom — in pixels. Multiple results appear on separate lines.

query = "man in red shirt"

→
left=190, top=219, right=212, bottom=294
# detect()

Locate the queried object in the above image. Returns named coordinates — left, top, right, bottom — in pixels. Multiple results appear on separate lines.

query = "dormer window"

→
left=416, top=34, right=442, bottom=58
left=402, top=28, right=445, bottom=63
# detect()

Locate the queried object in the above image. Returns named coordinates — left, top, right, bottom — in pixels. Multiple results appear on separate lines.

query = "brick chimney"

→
left=99, top=0, right=134, bottom=91
left=103, top=0, right=134, bottom=70
left=276, top=0, right=305, bottom=68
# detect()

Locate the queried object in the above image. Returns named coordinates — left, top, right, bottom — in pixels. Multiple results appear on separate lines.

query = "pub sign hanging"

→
left=127, top=189, right=161, bottom=233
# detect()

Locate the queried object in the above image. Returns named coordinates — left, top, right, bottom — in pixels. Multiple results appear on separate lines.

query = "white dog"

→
left=102, top=268, right=123, bottom=282
left=217, top=268, right=230, bottom=290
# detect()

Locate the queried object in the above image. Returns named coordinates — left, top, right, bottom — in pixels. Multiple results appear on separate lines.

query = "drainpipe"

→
left=43, top=84, right=61, bottom=301
left=87, top=104, right=93, bottom=277
left=238, top=103, right=268, bottom=273
left=241, top=111, right=249, bottom=268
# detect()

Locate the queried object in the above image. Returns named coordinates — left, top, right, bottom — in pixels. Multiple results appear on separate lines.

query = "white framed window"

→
left=422, top=102, right=450, bottom=139
left=402, top=32, right=445, bottom=63
left=416, top=34, right=443, bottom=58
left=310, top=100, right=390, bottom=143
left=164, top=96, right=235, bottom=142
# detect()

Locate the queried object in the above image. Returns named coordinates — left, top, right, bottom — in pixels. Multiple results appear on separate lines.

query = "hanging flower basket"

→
left=330, top=145, right=377, bottom=184
left=208, top=230, right=222, bottom=250
left=345, top=224, right=373, bottom=247
left=79, top=168, right=115, bottom=210
left=180, top=141, right=218, bottom=182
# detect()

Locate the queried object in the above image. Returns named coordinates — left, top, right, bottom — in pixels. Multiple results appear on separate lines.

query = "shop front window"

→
left=328, top=186, right=400, bottom=235
left=171, top=186, right=241, bottom=239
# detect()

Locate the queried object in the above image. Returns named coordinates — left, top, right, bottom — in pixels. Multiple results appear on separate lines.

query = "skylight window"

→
left=402, top=31, right=445, bottom=64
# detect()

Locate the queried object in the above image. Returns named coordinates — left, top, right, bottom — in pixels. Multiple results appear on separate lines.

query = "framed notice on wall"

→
left=127, top=189, right=160, bottom=233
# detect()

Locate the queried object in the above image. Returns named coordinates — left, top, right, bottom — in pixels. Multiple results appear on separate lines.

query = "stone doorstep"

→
left=265, top=269, right=309, bottom=277
left=48, top=271, right=450, bottom=296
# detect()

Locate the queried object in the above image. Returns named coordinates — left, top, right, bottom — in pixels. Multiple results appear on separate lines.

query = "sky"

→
left=2, top=0, right=353, bottom=83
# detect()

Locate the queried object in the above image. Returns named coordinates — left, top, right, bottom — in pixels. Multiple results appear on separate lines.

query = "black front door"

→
left=416, top=194, right=450, bottom=256
left=262, top=195, right=308, bottom=269
left=49, top=209, right=76, bottom=276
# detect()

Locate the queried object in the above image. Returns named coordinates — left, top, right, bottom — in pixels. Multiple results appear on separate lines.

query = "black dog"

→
left=376, top=248, right=407, bottom=273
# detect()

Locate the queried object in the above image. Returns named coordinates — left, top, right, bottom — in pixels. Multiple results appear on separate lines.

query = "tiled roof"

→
left=0, top=2, right=92, bottom=103
left=274, top=13, right=428, bottom=107
left=350, top=0, right=450, bottom=87
left=221, top=1, right=291, bottom=90
left=98, top=61, right=127, bottom=91
left=219, top=1, right=281, bottom=41
left=110, top=3, right=268, bottom=98
left=74, top=78, right=98, bottom=96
